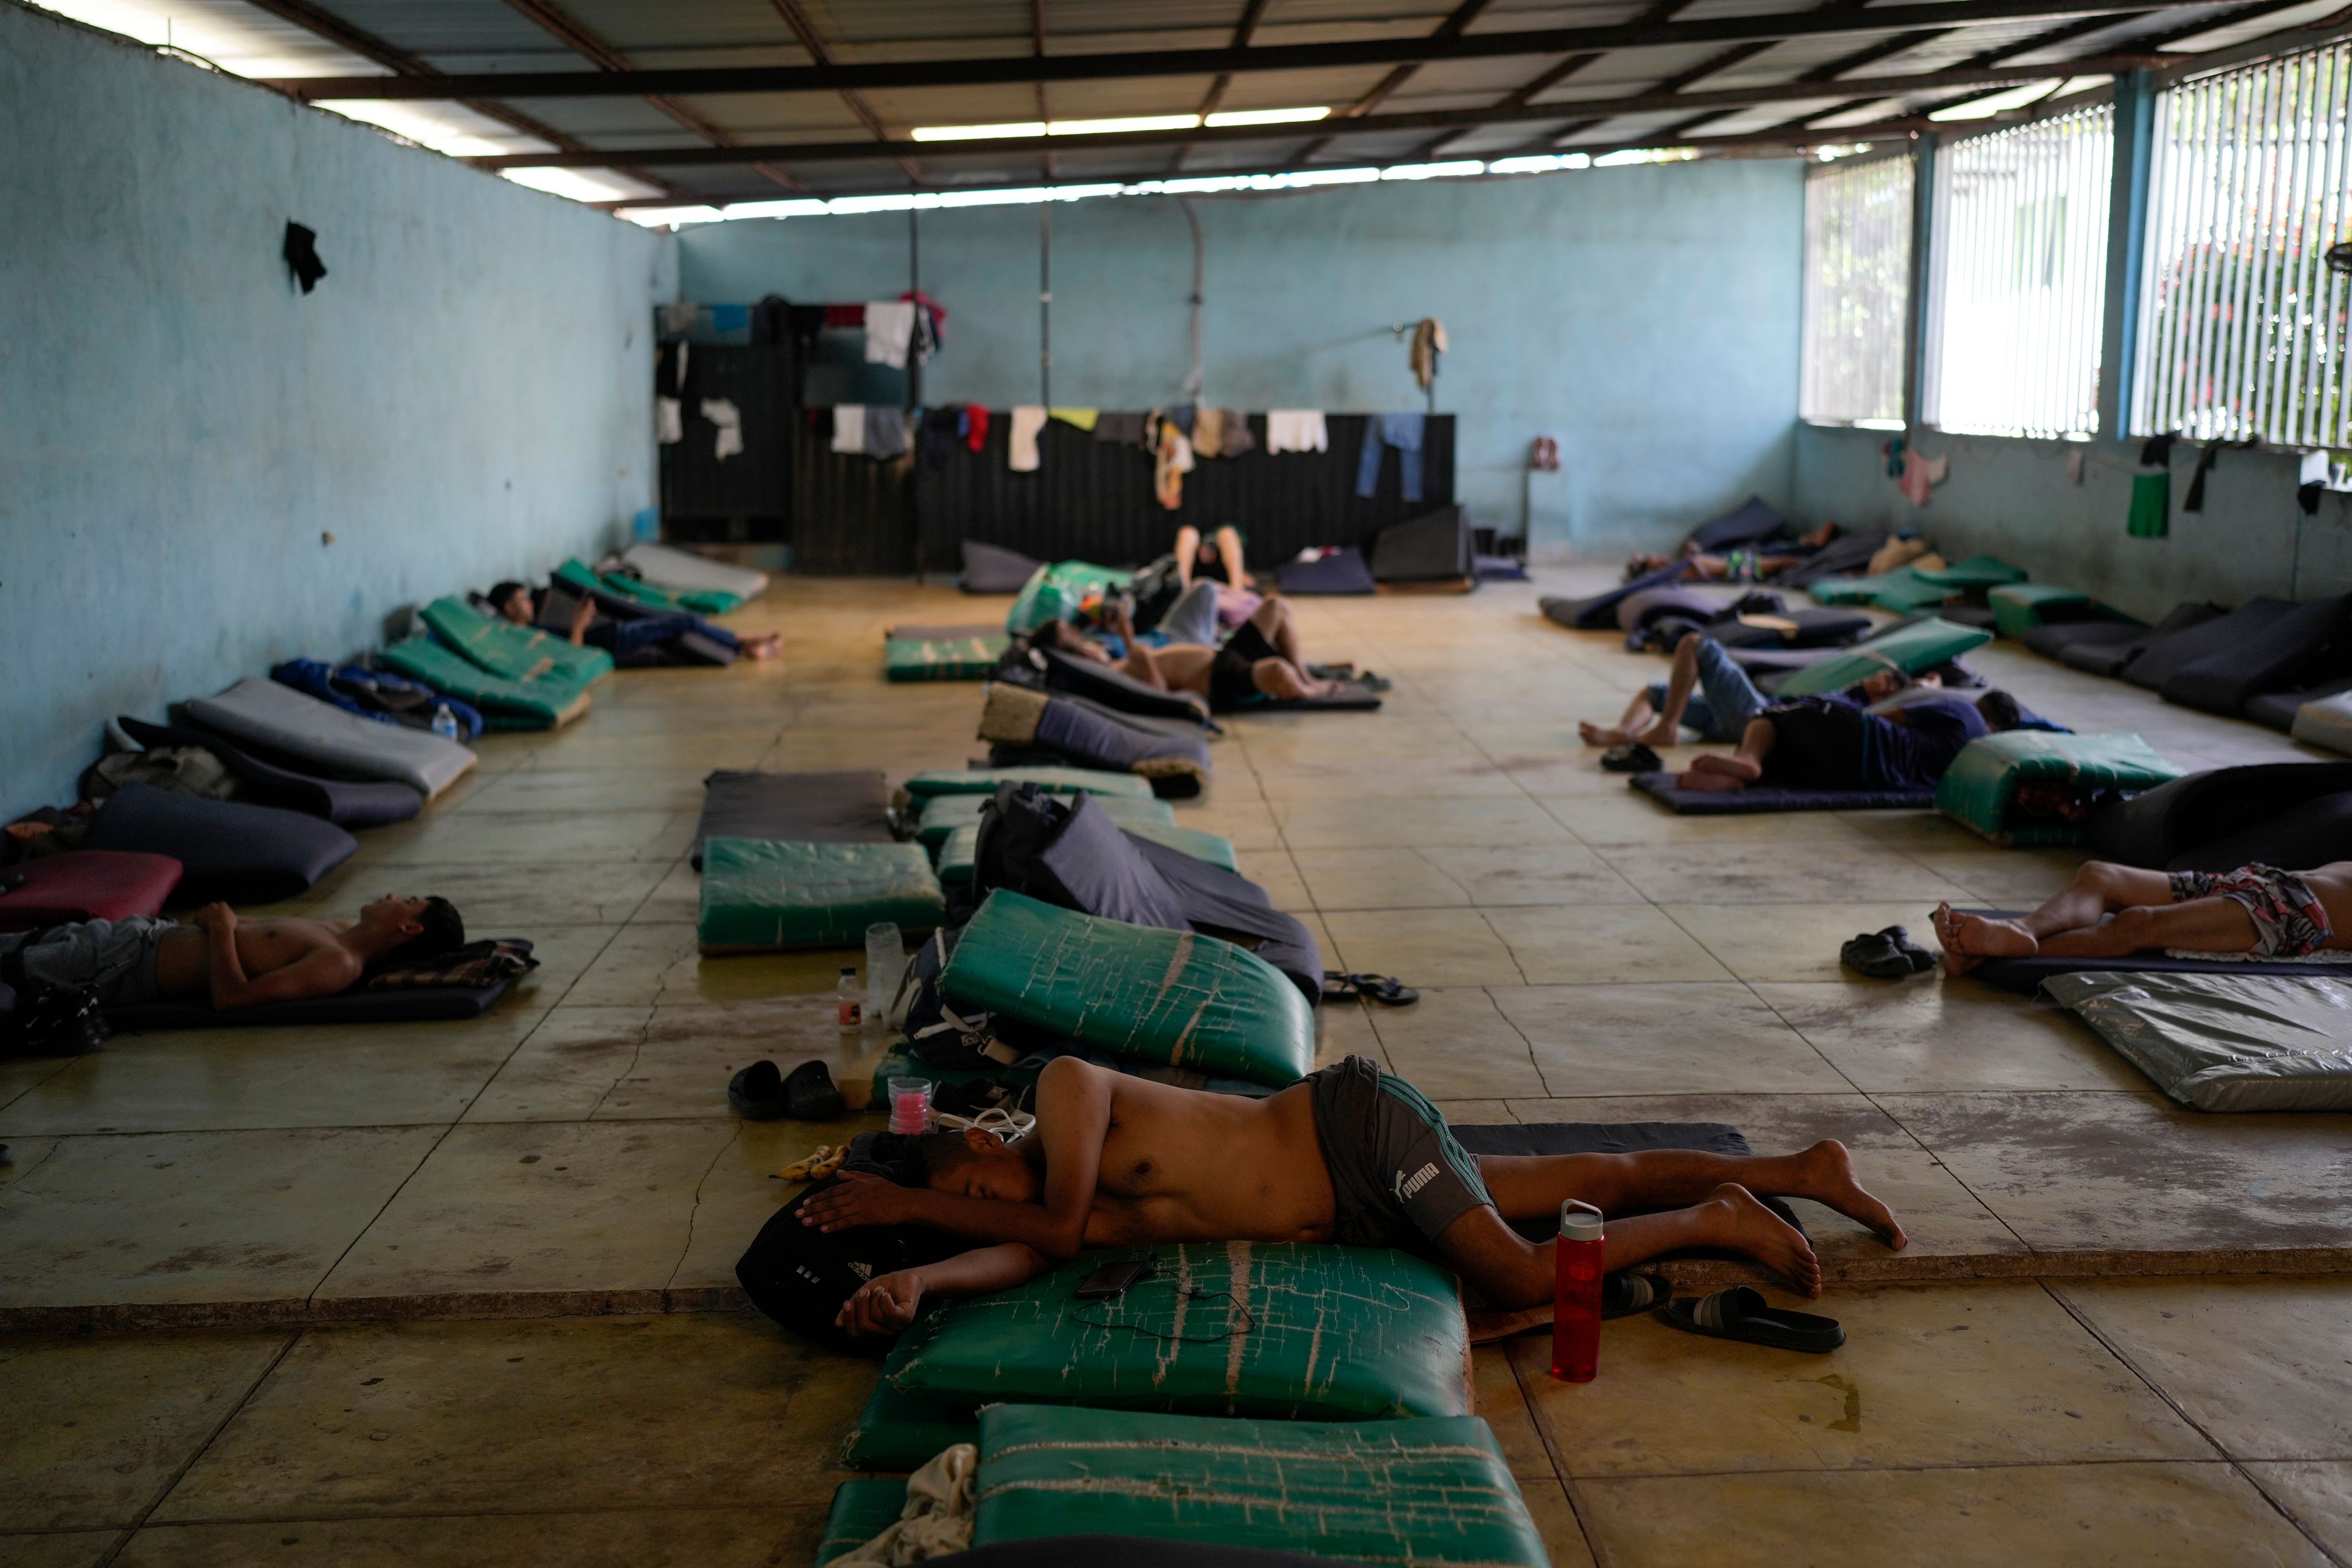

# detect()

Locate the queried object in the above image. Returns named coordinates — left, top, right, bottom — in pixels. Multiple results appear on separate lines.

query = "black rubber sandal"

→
left=1656, top=1286, right=1844, bottom=1353
left=1839, top=931, right=1914, bottom=979
left=1601, top=742, right=1664, bottom=774
left=1324, top=972, right=1419, bottom=1006
left=1879, top=925, right=1936, bottom=973
left=782, top=1060, right=846, bottom=1121
left=728, top=1060, right=789, bottom=1121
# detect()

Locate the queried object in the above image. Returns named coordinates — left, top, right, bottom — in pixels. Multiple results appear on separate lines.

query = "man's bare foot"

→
left=1578, top=721, right=1630, bottom=747
left=1676, top=770, right=1744, bottom=792
left=1705, top=1183, right=1822, bottom=1297
left=1782, top=1140, right=1908, bottom=1250
left=1632, top=721, right=1679, bottom=747
left=1931, top=901, right=2035, bottom=975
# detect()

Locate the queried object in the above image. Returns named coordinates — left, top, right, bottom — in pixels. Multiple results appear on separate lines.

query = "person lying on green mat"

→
left=1031, top=595, right=1346, bottom=707
left=485, top=581, right=782, bottom=660
left=803, top=1054, right=1907, bottom=1335
left=0, top=895, right=464, bottom=1011
left=1674, top=688, right=2024, bottom=794
left=1933, top=861, right=2352, bottom=974
left=1582, top=631, right=1934, bottom=748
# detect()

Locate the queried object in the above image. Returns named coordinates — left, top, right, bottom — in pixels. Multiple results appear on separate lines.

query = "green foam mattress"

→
left=889, top=1242, right=1469, bottom=1421
left=884, top=631, right=1009, bottom=682
left=1936, top=731, right=2182, bottom=847
left=818, top=1477, right=911, bottom=1565
left=418, top=597, right=613, bottom=687
left=557, top=558, right=739, bottom=615
left=914, top=789, right=1175, bottom=850
left=972, top=1406, right=1551, bottom=1567
left=843, top=1348, right=983, bottom=1471
left=941, top=890, right=1314, bottom=1086
left=375, top=638, right=590, bottom=730
left=1989, top=582, right=2094, bottom=639
left=900, top=767, right=1152, bottom=803
left=1773, top=616, right=1992, bottom=698
left=934, top=818, right=1237, bottom=886
left=1005, top=560, right=1131, bottom=635
left=1912, top=554, right=2028, bottom=590
left=697, top=838, right=946, bottom=953
left=1808, top=566, right=1957, bottom=612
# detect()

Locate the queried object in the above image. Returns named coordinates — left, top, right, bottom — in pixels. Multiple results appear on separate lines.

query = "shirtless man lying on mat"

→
left=0, top=895, right=465, bottom=1011
left=1933, top=861, right=2352, bottom=974
left=1031, top=596, right=1348, bottom=707
left=800, top=1054, right=1907, bottom=1336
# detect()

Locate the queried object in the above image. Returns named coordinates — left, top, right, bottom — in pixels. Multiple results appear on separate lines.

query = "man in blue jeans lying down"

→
left=1580, top=631, right=1935, bottom=748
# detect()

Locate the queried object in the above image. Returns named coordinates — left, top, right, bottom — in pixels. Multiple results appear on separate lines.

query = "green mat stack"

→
left=1773, top=616, right=1992, bottom=698
left=884, top=626, right=1010, bottom=683
left=372, top=595, right=616, bottom=731
left=1936, top=732, right=2182, bottom=846
left=697, top=839, right=946, bottom=953
left=557, top=557, right=742, bottom=614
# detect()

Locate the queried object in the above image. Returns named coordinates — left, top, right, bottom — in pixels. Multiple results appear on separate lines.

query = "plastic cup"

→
left=887, top=1076, right=933, bottom=1136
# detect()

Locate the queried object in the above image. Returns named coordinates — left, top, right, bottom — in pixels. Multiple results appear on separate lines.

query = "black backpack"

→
left=0, top=930, right=111, bottom=1059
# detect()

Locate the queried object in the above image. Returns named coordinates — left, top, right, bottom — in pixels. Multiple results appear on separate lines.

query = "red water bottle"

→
left=1551, top=1200, right=1605, bottom=1383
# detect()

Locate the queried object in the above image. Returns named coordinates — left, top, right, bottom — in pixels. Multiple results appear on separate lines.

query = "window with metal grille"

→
left=1924, top=104, right=2116, bottom=438
left=1801, top=154, right=1915, bottom=425
left=2132, top=40, right=2351, bottom=448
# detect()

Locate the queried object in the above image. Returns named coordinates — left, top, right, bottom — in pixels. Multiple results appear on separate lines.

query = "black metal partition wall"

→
left=660, top=344, right=796, bottom=540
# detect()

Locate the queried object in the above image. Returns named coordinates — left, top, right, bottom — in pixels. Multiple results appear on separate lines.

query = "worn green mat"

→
left=900, top=766, right=1152, bottom=803
left=817, top=1477, right=911, bottom=1566
left=1913, top=554, right=2028, bottom=590
left=375, top=638, right=590, bottom=730
left=843, top=1346, right=984, bottom=1471
left=1936, top=732, right=2182, bottom=847
left=891, top=1243, right=1470, bottom=1421
left=419, top=597, right=614, bottom=687
left=1006, top=560, right=1131, bottom=635
left=556, top=557, right=739, bottom=615
left=1989, top=582, right=2095, bottom=639
left=885, top=631, right=1008, bottom=683
left=934, top=818, right=1237, bottom=885
left=697, top=838, right=946, bottom=952
left=973, top=1406, right=1551, bottom=1567
left=1773, top=616, right=1992, bottom=698
left=1808, top=566, right=1957, bottom=612
left=914, top=790, right=1176, bottom=850
left=941, top=891, right=1314, bottom=1085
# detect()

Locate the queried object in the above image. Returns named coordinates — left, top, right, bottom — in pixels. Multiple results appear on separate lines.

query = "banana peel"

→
left=774, top=1144, right=848, bottom=1183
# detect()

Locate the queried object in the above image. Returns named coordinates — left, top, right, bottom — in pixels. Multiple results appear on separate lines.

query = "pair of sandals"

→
left=1305, top=663, right=1393, bottom=692
left=1322, top=971, right=1418, bottom=1006
left=728, top=1059, right=846, bottom=1121
left=1613, top=1276, right=1844, bottom=1352
left=1839, top=924, right=1936, bottom=979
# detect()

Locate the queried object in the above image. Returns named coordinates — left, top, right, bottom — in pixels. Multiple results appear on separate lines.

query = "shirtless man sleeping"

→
left=0, top=895, right=464, bottom=1011
left=803, top=1054, right=1907, bottom=1337
left=1031, top=595, right=1346, bottom=707
left=1934, top=860, right=2352, bottom=972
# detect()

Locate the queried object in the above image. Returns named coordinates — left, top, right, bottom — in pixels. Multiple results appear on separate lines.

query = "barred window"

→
left=1801, top=154, right=1914, bottom=425
left=1924, top=104, right=2116, bottom=438
left=2132, top=40, right=2352, bottom=448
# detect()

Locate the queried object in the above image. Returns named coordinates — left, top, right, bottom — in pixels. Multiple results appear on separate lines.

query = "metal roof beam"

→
left=265, top=0, right=2209, bottom=100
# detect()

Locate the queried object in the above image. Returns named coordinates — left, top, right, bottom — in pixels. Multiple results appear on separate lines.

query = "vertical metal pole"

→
left=908, top=203, right=924, bottom=582
left=1902, top=132, right=1937, bottom=431
left=2099, top=70, right=2155, bottom=440
left=1039, top=204, right=1054, bottom=407
left=907, top=205, right=924, bottom=410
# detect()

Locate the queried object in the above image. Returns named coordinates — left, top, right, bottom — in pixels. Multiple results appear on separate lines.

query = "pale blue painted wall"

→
left=1, top=4, right=673, bottom=818
left=1793, top=425, right=2352, bottom=624
left=677, top=160, right=1805, bottom=560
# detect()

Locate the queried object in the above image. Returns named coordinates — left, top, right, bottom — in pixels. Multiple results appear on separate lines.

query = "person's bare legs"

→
left=1438, top=1187, right=1825, bottom=1302
left=1173, top=524, right=1202, bottom=588
left=1248, top=597, right=1309, bottom=666
left=1214, top=526, right=1248, bottom=589
left=1580, top=691, right=1661, bottom=747
left=1477, top=1141, right=1905, bottom=1251
left=1581, top=632, right=1715, bottom=747
left=1931, top=861, right=2176, bottom=974
left=1675, top=715, right=1774, bottom=791
left=1253, top=657, right=1341, bottom=701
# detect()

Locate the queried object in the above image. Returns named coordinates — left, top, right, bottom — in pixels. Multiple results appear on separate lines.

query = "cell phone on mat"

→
left=1076, top=1257, right=1155, bottom=1299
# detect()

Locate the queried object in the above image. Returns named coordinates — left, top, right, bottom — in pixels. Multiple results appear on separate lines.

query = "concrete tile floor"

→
left=1, top=570, right=2347, bottom=1565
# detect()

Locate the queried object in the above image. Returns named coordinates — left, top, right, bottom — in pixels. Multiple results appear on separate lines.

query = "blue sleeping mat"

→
left=980, top=685, right=1210, bottom=799
left=1689, top=495, right=1790, bottom=551
left=1276, top=546, right=1377, bottom=595
left=104, top=965, right=527, bottom=1030
left=124, top=717, right=422, bottom=829
left=1632, top=771, right=1936, bottom=814
left=2124, top=597, right=2296, bottom=690
left=82, top=784, right=357, bottom=903
left=1540, top=561, right=1687, bottom=630
left=1030, top=647, right=1218, bottom=728
left=1972, top=951, right=2352, bottom=995
left=2160, top=594, right=2352, bottom=715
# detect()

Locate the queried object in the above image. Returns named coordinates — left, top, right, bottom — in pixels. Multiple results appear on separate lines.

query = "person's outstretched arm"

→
left=835, top=1242, right=1051, bottom=1336
left=1103, top=604, right=1171, bottom=689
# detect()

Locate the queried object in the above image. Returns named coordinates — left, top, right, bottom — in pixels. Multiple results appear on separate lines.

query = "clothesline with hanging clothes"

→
left=655, top=296, right=948, bottom=371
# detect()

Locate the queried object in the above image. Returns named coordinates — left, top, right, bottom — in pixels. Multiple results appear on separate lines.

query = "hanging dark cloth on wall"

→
left=1095, top=412, right=1148, bottom=447
left=919, top=407, right=963, bottom=469
left=1355, top=412, right=1426, bottom=502
left=282, top=222, right=327, bottom=293
left=864, top=407, right=911, bottom=461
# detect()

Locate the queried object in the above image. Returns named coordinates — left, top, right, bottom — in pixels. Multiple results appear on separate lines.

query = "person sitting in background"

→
left=803, top=1054, right=1905, bottom=1336
left=1174, top=522, right=1254, bottom=591
left=0, top=895, right=465, bottom=1011
left=1933, top=861, right=2352, bottom=974
left=484, top=581, right=781, bottom=660
left=1031, top=594, right=1346, bottom=706
left=1675, top=688, right=2022, bottom=796
left=1581, top=630, right=1937, bottom=750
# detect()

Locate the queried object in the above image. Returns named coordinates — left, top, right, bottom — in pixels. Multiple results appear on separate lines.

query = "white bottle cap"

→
left=1559, top=1199, right=1604, bottom=1243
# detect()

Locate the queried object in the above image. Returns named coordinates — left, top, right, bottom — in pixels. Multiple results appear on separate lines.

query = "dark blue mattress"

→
left=1970, top=952, right=2352, bottom=995
left=1276, top=546, right=1378, bottom=595
left=1632, top=771, right=1935, bottom=814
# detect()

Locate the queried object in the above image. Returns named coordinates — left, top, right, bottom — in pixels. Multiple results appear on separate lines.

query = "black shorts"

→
left=1309, top=1055, right=1493, bottom=1257
left=1759, top=697, right=1867, bottom=790
left=1210, top=620, right=1281, bottom=707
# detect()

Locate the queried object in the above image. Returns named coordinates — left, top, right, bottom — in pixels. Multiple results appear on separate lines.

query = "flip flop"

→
left=1656, top=1286, right=1844, bottom=1354
left=728, top=1060, right=790, bottom=1121
left=1839, top=931, right=1915, bottom=980
left=782, top=1060, right=846, bottom=1120
left=1601, top=742, right=1663, bottom=774
left=1323, top=971, right=1419, bottom=1006
left=1879, top=925, right=1936, bottom=974
left=1604, top=1272, right=1672, bottom=1319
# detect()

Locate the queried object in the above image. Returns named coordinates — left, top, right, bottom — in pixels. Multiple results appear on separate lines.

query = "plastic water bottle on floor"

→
left=835, top=966, right=862, bottom=1031
left=431, top=704, right=459, bottom=740
left=1551, top=1200, right=1605, bottom=1382
left=865, top=922, right=904, bottom=1028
